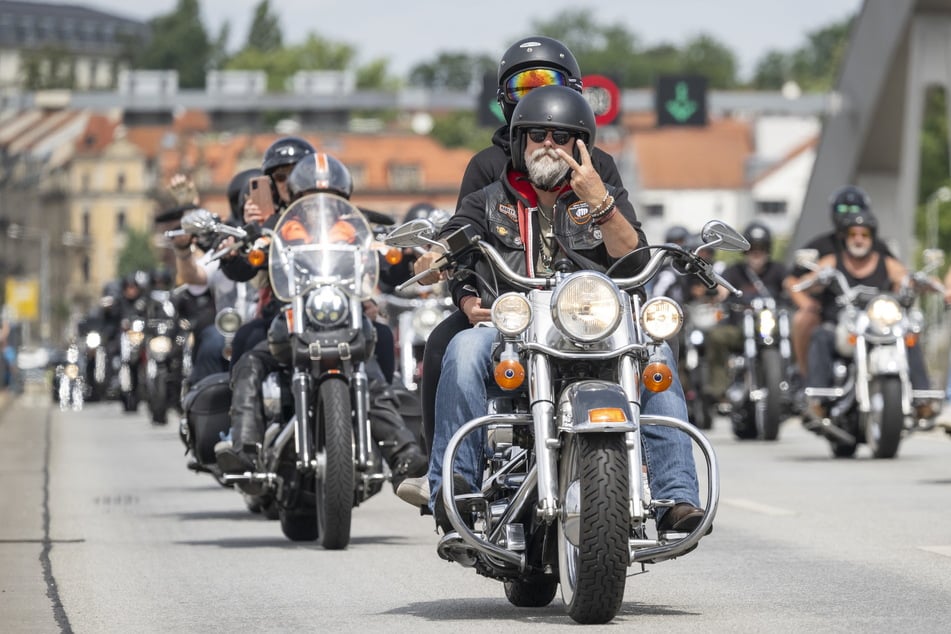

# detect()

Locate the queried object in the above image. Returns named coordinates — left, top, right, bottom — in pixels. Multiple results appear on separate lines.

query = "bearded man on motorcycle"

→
left=791, top=209, right=933, bottom=420
left=704, top=222, right=788, bottom=400
left=424, top=85, right=706, bottom=535
left=215, top=152, right=428, bottom=491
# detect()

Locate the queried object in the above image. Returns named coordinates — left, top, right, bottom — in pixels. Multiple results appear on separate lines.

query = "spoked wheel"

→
left=315, top=378, right=355, bottom=550
left=557, top=433, right=630, bottom=624
left=756, top=349, right=783, bottom=441
left=866, top=376, right=904, bottom=459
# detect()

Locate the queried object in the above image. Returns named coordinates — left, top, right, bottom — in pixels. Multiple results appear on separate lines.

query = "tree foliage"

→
left=246, top=0, right=283, bottom=53
left=751, top=18, right=853, bottom=90
left=132, top=0, right=218, bottom=88
left=408, top=52, right=495, bottom=90
left=116, top=229, right=158, bottom=277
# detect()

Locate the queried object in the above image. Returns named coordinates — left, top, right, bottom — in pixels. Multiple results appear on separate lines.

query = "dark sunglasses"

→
left=526, top=128, right=575, bottom=145
left=272, top=172, right=289, bottom=183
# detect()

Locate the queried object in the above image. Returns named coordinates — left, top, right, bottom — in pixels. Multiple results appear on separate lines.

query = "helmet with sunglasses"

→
left=262, top=136, right=316, bottom=176
left=509, top=85, right=596, bottom=173
left=743, top=222, right=772, bottom=253
left=497, top=36, right=583, bottom=122
left=227, top=168, right=263, bottom=222
left=286, top=152, right=353, bottom=201
left=829, top=185, right=870, bottom=228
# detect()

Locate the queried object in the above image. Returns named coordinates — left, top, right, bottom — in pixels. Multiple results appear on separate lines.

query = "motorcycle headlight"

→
left=127, top=330, right=145, bottom=347
left=411, top=305, right=446, bottom=340
left=640, top=297, right=683, bottom=341
left=758, top=308, right=776, bottom=338
left=305, top=286, right=349, bottom=327
left=85, top=332, right=101, bottom=349
left=64, top=364, right=80, bottom=379
left=866, top=296, right=903, bottom=334
left=491, top=293, right=532, bottom=337
left=148, top=335, right=172, bottom=359
left=215, top=308, right=243, bottom=335
left=551, top=272, right=622, bottom=343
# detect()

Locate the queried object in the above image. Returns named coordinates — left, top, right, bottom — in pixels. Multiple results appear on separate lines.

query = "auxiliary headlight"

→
left=127, top=330, right=145, bottom=347
left=866, top=296, right=902, bottom=333
left=306, top=286, right=350, bottom=327
left=148, top=335, right=173, bottom=359
left=215, top=308, right=244, bottom=335
left=491, top=293, right=532, bottom=336
left=64, top=364, right=80, bottom=379
left=551, top=272, right=621, bottom=343
left=640, top=297, right=683, bottom=341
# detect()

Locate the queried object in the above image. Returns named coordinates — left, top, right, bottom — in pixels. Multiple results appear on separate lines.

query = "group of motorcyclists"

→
left=38, top=32, right=951, bottom=625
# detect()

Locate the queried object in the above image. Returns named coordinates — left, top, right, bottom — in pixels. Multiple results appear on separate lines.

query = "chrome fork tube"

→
left=619, top=354, right=645, bottom=521
left=292, top=369, right=312, bottom=467
left=528, top=352, right=557, bottom=521
left=352, top=366, right=372, bottom=470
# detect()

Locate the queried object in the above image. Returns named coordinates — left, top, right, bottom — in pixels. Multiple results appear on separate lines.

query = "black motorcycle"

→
left=143, top=288, right=189, bottom=425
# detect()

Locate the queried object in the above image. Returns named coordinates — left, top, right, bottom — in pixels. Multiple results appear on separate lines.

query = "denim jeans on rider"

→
left=429, top=326, right=701, bottom=523
left=191, top=325, right=227, bottom=384
left=809, top=325, right=931, bottom=390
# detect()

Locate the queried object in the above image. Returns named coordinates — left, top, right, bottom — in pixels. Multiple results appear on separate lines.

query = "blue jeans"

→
left=430, top=327, right=701, bottom=522
left=191, top=325, right=227, bottom=384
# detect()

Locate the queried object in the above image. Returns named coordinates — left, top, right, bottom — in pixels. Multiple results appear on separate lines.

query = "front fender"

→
left=867, top=343, right=904, bottom=376
left=556, top=380, right=637, bottom=433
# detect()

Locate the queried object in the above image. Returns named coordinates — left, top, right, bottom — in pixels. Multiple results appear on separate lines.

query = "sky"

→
left=65, top=0, right=864, bottom=80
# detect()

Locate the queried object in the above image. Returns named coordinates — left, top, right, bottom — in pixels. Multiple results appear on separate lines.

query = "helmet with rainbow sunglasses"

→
left=496, top=36, right=583, bottom=123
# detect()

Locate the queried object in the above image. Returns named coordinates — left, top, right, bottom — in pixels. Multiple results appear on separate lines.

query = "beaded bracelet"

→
left=594, top=206, right=618, bottom=225
left=590, top=195, right=616, bottom=220
left=591, top=190, right=610, bottom=213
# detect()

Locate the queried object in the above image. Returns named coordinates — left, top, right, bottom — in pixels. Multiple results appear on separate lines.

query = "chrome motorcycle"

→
left=118, top=316, right=146, bottom=413
left=52, top=342, right=85, bottom=411
left=794, top=249, right=945, bottom=458
left=724, top=296, right=794, bottom=441
left=385, top=218, right=746, bottom=624
left=144, top=288, right=188, bottom=425
left=187, top=196, right=388, bottom=546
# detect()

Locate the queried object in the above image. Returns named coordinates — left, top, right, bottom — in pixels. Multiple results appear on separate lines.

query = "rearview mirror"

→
left=923, top=248, right=945, bottom=271
left=180, top=208, right=219, bottom=235
left=794, top=248, right=820, bottom=270
left=384, top=219, right=439, bottom=249
left=699, top=220, right=750, bottom=252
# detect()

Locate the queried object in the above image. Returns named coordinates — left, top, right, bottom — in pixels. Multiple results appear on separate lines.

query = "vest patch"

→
left=498, top=203, right=517, bottom=222
left=568, top=201, right=591, bottom=225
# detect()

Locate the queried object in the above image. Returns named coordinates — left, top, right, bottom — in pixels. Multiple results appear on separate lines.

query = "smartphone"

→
left=248, top=175, right=275, bottom=220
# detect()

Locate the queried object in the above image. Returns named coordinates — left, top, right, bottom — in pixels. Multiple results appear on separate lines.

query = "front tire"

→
left=757, top=349, right=783, bottom=441
left=866, top=376, right=903, bottom=459
left=504, top=578, right=558, bottom=608
left=315, top=378, right=355, bottom=550
left=557, top=433, right=630, bottom=624
left=149, top=368, right=169, bottom=424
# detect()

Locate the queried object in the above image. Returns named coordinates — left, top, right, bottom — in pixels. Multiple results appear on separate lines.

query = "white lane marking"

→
left=721, top=498, right=797, bottom=517
left=919, top=546, right=951, bottom=558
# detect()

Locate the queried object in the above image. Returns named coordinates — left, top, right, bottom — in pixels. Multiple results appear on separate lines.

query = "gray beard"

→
left=526, top=148, right=569, bottom=190
left=846, top=242, right=872, bottom=259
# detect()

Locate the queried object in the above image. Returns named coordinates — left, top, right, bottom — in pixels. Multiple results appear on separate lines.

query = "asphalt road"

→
left=2, top=386, right=951, bottom=633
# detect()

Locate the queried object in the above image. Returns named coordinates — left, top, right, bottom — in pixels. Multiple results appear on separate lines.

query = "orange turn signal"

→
left=286, top=308, right=295, bottom=332
left=848, top=333, right=857, bottom=346
left=589, top=407, right=627, bottom=423
left=642, top=362, right=673, bottom=393
left=385, top=248, right=404, bottom=265
left=248, top=249, right=266, bottom=267
left=905, top=333, right=918, bottom=347
left=494, top=358, right=525, bottom=390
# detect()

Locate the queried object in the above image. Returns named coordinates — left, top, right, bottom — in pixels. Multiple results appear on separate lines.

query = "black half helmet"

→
left=286, top=152, right=353, bottom=201
left=838, top=208, right=878, bottom=238
left=664, top=225, right=690, bottom=244
left=743, top=221, right=772, bottom=252
left=227, top=167, right=263, bottom=222
left=509, top=84, right=596, bottom=173
left=261, top=136, right=315, bottom=176
left=496, top=36, right=583, bottom=122
left=829, top=185, right=870, bottom=228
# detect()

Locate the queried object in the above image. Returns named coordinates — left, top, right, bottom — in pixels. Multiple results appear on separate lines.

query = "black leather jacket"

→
left=442, top=167, right=649, bottom=309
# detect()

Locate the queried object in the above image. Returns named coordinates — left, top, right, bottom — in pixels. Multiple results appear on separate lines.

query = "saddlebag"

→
left=183, top=372, right=232, bottom=465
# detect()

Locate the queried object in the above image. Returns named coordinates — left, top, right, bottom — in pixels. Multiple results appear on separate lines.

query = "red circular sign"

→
left=583, top=74, right=621, bottom=126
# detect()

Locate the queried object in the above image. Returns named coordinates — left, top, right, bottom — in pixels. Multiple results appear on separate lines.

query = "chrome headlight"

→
left=551, top=272, right=622, bottom=343
left=64, top=364, right=80, bottom=379
left=640, top=297, right=683, bottom=341
left=305, top=286, right=349, bottom=327
left=127, top=330, right=145, bottom=348
left=215, top=308, right=243, bottom=335
left=411, top=306, right=445, bottom=340
left=148, top=335, right=173, bottom=360
left=85, top=332, right=101, bottom=349
left=866, top=296, right=903, bottom=335
left=491, top=293, right=532, bottom=336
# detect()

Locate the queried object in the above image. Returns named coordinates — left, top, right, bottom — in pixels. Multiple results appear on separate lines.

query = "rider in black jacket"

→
left=409, top=37, right=642, bottom=493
